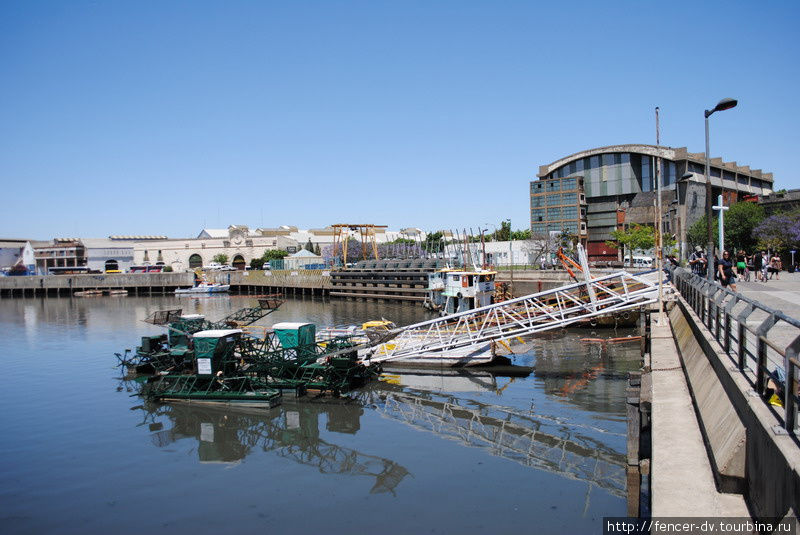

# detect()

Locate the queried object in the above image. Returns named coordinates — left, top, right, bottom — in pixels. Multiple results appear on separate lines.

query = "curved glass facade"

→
left=546, top=152, right=677, bottom=197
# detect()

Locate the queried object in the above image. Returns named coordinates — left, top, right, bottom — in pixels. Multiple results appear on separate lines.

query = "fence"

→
left=670, top=267, right=799, bottom=434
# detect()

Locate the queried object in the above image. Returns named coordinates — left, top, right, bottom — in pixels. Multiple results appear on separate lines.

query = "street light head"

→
left=713, top=98, right=738, bottom=112
left=680, top=172, right=693, bottom=181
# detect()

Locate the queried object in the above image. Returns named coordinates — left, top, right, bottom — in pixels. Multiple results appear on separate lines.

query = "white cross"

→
left=712, top=194, right=729, bottom=253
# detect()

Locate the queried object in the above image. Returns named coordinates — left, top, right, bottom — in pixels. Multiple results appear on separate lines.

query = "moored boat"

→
left=175, top=281, right=230, bottom=294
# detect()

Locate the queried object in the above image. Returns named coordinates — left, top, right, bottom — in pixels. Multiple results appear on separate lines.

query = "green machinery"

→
left=144, top=329, right=282, bottom=408
left=119, top=296, right=284, bottom=374
left=239, top=323, right=378, bottom=395
left=120, top=301, right=381, bottom=405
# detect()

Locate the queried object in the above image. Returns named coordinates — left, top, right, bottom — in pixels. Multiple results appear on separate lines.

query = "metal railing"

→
left=670, top=267, right=799, bottom=435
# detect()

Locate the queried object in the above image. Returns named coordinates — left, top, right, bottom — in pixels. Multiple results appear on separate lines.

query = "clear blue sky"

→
left=2, top=1, right=799, bottom=239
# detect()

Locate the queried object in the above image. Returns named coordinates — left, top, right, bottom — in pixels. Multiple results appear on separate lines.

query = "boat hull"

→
left=367, top=342, right=496, bottom=368
left=175, top=284, right=230, bottom=294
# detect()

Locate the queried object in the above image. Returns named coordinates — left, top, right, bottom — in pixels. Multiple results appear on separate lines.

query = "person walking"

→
left=736, top=250, right=747, bottom=280
left=717, top=250, right=738, bottom=291
left=760, top=251, right=770, bottom=283
left=769, top=253, right=782, bottom=280
left=753, top=250, right=763, bottom=281
left=689, top=246, right=707, bottom=277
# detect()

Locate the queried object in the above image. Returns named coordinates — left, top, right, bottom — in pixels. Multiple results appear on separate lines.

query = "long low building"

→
left=133, top=226, right=299, bottom=271
left=532, top=144, right=774, bottom=261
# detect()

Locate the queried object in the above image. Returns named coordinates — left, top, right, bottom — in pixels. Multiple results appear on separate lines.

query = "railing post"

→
left=723, top=294, right=737, bottom=355
left=736, top=304, right=754, bottom=370
left=701, top=282, right=710, bottom=325
left=714, top=290, right=725, bottom=342
left=755, top=314, right=777, bottom=395
left=784, top=337, right=800, bottom=434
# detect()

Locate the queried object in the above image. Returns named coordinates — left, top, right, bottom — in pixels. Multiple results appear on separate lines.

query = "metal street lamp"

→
left=704, top=98, right=738, bottom=282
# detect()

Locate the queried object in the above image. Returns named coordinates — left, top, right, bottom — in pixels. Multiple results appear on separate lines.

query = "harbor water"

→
left=0, top=295, right=640, bottom=534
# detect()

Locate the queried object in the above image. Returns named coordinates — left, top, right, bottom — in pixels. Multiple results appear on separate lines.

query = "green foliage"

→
left=261, top=249, right=289, bottom=261
left=609, top=225, right=655, bottom=262
left=250, top=257, right=266, bottom=270
left=423, top=231, right=444, bottom=252
left=212, top=253, right=229, bottom=264
left=511, top=229, right=531, bottom=240
left=313, top=243, right=321, bottom=256
left=162, top=265, right=173, bottom=272
left=495, top=220, right=511, bottom=242
left=725, top=202, right=765, bottom=252
left=687, top=202, right=765, bottom=253
left=661, top=234, right=678, bottom=256
left=687, top=214, right=715, bottom=249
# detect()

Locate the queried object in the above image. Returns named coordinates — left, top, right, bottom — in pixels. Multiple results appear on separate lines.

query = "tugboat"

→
left=424, top=268, right=496, bottom=315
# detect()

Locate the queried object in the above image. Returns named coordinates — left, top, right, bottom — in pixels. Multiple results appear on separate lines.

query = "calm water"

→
left=0, top=295, right=640, bottom=534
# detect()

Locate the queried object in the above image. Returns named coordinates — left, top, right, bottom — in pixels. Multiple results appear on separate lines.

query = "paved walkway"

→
left=735, top=272, right=800, bottom=353
left=650, top=321, right=749, bottom=517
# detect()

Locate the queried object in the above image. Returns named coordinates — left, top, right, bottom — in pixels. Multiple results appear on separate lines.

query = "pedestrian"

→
left=753, top=249, right=763, bottom=281
left=769, top=253, right=782, bottom=280
left=760, top=251, right=770, bottom=283
left=717, top=250, right=737, bottom=291
left=736, top=250, right=747, bottom=278
left=689, top=246, right=707, bottom=277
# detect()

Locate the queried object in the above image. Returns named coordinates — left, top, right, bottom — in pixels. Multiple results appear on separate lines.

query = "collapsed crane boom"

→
left=366, top=267, right=657, bottom=363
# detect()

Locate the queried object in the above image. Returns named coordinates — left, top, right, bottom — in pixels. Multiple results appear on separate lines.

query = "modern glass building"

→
left=530, top=176, right=587, bottom=238
left=532, top=144, right=774, bottom=260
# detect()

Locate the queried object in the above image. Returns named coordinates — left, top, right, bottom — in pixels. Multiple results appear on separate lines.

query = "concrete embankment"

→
left=1, top=267, right=645, bottom=300
left=649, top=297, right=800, bottom=523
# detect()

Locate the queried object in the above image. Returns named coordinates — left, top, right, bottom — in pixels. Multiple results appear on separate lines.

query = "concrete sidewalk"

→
left=650, top=320, right=748, bottom=517
left=735, top=272, right=800, bottom=353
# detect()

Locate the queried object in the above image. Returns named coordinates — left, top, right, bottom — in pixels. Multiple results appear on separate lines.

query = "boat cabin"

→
left=427, top=269, right=496, bottom=314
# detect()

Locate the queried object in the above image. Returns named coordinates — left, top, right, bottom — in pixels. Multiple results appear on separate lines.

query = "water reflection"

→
left=127, top=360, right=627, bottom=502
left=360, top=381, right=627, bottom=500
left=131, top=400, right=412, bottom=495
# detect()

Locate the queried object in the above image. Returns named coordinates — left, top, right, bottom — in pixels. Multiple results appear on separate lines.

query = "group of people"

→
left=688, top=247, right=784, bottom=291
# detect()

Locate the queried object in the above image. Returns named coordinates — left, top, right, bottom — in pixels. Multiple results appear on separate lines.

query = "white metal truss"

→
left=366, top=270, right=657, bottom=363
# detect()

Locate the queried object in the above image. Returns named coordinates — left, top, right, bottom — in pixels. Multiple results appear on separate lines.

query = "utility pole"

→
left=507, top=219, right=514, bottom=296
left=655, top=107, right=665, bottom=325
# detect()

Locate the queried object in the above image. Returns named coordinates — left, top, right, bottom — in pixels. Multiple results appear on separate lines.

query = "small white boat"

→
left=175, top=282, right=230, bottom=294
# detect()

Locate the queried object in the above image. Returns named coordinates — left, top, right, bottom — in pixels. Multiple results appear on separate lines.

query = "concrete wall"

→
left=668, top=293, right=800, bottom=522
left=0, top=272, right=193, bottom=290
left=208, top=270, right=331, bottom=290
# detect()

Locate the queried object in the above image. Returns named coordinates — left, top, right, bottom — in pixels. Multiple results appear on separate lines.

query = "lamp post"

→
left=704, top=97, right=738, bottom=282
left=506, top=218, right=514, bottom=296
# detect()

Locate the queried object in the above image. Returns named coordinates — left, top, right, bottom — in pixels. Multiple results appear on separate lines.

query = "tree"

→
left=511, top=228, right=531, bottom=241
left=494, top=220, right=511, bottom=242
left=212, top=253, right=229, bottom=264
left=753, top=214, right=800, bottom=253
left=608, top=225, right=655, bottom=264
left=262, top=249, right=289, bottom=261
left=423, top=231, right=444, bottom=253
left=304, top=239, right=314, bottom=253
left=250, top=257, right=266, bottom=270
left=313, top=243, right=321, bottom=256
left=725, top=202, right=765, bottom=252
left=686, top=215, right=717, bottom=250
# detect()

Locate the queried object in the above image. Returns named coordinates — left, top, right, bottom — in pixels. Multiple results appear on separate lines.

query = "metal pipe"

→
left=655, top=106, right=665, bottom=325
left=705, top=114, right=714, bottom=282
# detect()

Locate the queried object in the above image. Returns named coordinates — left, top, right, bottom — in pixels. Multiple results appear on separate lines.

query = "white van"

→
left=623, top=256, right=654, bottom=269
